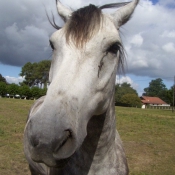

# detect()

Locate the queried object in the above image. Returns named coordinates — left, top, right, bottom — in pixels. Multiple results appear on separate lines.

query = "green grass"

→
left=0, top=98, right=175, bottom=175
left=0, top=98, right=33, bottom=175
left=116, top=107, right=175, bottom=175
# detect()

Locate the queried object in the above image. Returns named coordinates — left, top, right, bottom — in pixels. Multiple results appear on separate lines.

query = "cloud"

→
left=0, top=0, right=56, bottom=66
left=159, top=0, right=175, bottom=7
left=0, top=0, right=175, bottom=82
left=116, top=76, right=139, bottom=91
left=161, top=30, right=175, bottom=38
left=130, top=33, right=143, bottom=46
left=121, top=0, right=175, bottom=79
left=5, top=76, right=24, bottom=84
left=162, top=43, right=175, bottom=54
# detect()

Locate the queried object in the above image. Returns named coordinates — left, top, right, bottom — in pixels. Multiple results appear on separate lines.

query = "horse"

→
left=24, top=0, right=139, bottom=174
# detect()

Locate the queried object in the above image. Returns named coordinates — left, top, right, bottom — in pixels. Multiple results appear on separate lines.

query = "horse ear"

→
left=112, top=0, right=139, bottom=28
left=56, top=0, right=73, bottom=22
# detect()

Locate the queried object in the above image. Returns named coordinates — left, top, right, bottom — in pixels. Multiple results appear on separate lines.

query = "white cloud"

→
left=130, top=33, right=143, bottom=46
left=5, top=76, right=24, bottom=84
left=161, top=30, right=175, bottom=38
left=121, top=0, right=175, bottom=78
left=159, top=0, right=175, bottom=6
left=162, top=42, right=175, bottom=54
left=116, top=76, right=139, bottom=91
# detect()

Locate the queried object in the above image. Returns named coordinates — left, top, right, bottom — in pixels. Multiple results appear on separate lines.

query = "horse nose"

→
left=52, top=129, right=72, bottom=153
left=29, top=129, right=72, bottom=152
left=30, top=135, right=40, bottom=148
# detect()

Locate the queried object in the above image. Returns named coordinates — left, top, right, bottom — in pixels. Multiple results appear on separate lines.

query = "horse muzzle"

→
left=24, top=120, right=76, bottom=168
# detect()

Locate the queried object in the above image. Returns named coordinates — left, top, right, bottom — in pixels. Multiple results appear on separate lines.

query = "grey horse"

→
left=24, top=0, right=139, bottom=174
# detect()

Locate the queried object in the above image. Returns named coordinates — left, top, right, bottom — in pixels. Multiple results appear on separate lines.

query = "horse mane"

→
left=65, top=4, right=102, bottom=48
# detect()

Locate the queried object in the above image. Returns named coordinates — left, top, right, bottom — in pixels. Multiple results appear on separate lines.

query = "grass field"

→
left=0, top=98, right=175, bottom=175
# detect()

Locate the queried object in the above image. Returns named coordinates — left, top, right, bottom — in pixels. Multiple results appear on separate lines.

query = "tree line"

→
left=0, top=60, right=51, bottom=99
left=0, top=81, right=47, bottom=99
left=143, top=78, right=174, bottom=106
left=0, top=60, right=174, bottom=106
left=115, top=78, right=175, bottom=107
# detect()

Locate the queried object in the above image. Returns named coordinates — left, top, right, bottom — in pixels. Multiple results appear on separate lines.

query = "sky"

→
left=0, top=0, right=175, bottom=96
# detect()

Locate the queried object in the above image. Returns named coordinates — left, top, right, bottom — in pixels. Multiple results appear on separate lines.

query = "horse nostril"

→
left=53, top=129, right=72, bottom=153
left=30, top=135, right=40, bottom=148
left=65, top=129, right=72, bottom=138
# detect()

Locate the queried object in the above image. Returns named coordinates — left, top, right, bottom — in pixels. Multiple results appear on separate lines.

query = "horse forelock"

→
left=48, top=2, right=129, bottom=51
left=65, top=4, right=103, bottom=48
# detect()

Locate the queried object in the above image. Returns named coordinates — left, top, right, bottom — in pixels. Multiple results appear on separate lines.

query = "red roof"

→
left=140, top=96, right=167, bottom=105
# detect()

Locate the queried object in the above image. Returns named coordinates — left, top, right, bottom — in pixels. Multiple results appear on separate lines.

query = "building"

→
left=140, top=96, right=170, bottom=109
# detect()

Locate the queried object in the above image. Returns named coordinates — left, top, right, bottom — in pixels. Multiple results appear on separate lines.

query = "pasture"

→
left=0, top=98, right=174, bottom=175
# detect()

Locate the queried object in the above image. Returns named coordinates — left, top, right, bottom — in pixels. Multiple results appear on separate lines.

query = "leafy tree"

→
left=167, top=85, right=175, bottom=106
left=36, top=60, right=51, bottom=88
left=115, top=82, right=139, bottom=106
left=20, top=62, right=37, bottom=87
left=30, top=87, right=41, bottom=99
left=120, top=94, right=141, bottom=107
left=39, top=87, right=47, bottom=97
left=0, top=74, right=7, bottom=83
left=0, top=82, right=7, bottom=97
left=143, top=78, right=169, bottom=103
left=19, top=85, right=31, bottom=99
left=20, top=60, right=51, bottom=88
left=6, top=83, right=19, bottom=97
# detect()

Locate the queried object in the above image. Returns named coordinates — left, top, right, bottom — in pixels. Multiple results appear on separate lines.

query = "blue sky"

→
left=0, top=64, right=20, bottom=77
left=0, top=0, right=175, bottom=95
left=151, top=0, right=159, bottom=4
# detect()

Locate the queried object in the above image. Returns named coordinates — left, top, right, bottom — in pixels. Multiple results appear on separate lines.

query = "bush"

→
left=120, top=93, right=142, bottom=108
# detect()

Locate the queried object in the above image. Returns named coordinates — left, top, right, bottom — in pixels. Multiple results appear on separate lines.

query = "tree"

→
left=39, top=87, right=47, bottom=97
left=167, top=85, right=175, bottom=106
left=6, top=84, right=19, bottom=97
left=115, top=82, right=139, bottom=106
left=30, top=87, right=41, bottom=99
left=0, top=82, right=7, bottom=97
left=19, top=85, right=31, bottom=99
left=36, top=60, right=51, bottom=88
left=120, top=94, right=141, bottom=107
left=20, top=60, right=51, bottom=88
left=143, top=78, right=169, bottom=103
left=0, top=74, right=7, bottom=84
left=20, top=62, right=37, bottom=87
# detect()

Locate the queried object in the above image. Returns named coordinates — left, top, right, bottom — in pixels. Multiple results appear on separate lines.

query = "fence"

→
left=146, top=106, right=174, bottom=110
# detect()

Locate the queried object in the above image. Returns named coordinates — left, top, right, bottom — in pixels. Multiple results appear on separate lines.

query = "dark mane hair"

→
left=65, top=4, right=102, bottom=48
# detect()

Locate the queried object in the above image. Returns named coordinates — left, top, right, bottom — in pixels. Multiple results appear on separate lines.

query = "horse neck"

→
left=69, top=93, right=120, bottom=174
left=86, top=93, right=117, bottom=159
left=84, top=94, right=116, bottom=158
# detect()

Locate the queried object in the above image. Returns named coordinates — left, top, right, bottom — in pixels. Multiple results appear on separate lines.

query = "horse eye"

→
left=49, top=40, right=54, bottom=51
left=107, top=42, right=120, bottom=54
